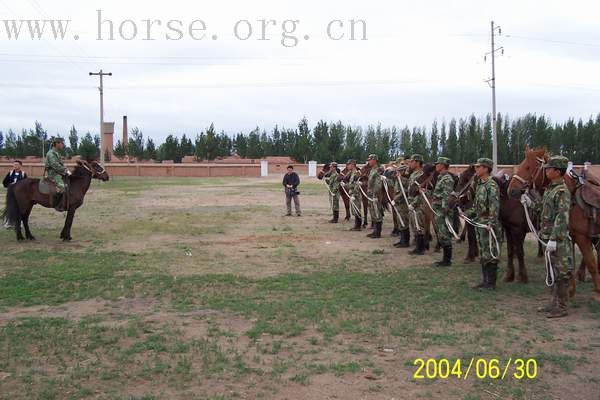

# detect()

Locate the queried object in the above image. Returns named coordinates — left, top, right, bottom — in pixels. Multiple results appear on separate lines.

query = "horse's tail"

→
left=1, top=185, right=20, bottom=225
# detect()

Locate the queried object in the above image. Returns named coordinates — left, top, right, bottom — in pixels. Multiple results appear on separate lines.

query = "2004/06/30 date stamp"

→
left=413, top=358, right=538, bottom=381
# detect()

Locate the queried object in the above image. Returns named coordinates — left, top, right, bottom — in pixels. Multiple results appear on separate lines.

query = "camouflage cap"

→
left=474, top=157, right=493, bottom=169
left=346, top=159, right=357, bottom=165
left=435, top=156, right=451, bottom=166
left=367, top=154, right=378, bottom=161
left=543, top=155, right=569, bottom=170
left=395, top=157, right=406, bottom=164
left=52, top=137, right=65, bottom=145
left=410, top=154, right=423, bottom=162
left=330, top=161, right=338, bottom=167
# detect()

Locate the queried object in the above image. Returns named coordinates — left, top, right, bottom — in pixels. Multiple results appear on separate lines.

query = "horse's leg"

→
left=515, top=230, right=528, bottom=283
left=391, top=206, right=399, bottom=236
left=342, top=193, right=350, bottom=221
left=22, top=205, right=35, bottom=241
left=60, top=209, right=76, bottom=241
left=465, top=225, right=476, bottom=261
left=574, top=234, right=600, bottom=301
left=14, top=216, right=24, bottom=241
left=537, top=241, right=544, bottom=258
left=362, top=198, right=368, bottom=227
left=504, top=228, right=515, bottom=282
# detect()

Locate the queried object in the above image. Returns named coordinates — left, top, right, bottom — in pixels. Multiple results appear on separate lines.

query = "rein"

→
left=381, top=176, right=405, bottom=228
left=457, top=207, right=501, bottom=260
left=339, top=180, right=363, bottom=218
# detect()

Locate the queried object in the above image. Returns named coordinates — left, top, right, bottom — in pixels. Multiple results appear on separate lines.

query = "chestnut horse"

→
left=507, top=147, right=600, bottom=302
left=2, top=160, right=109, bottom=241
left=448, top=165, right=479, bottom=262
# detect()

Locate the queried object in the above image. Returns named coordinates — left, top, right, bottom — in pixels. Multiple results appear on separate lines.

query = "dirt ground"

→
left=1, top=176, right=599, bottom=400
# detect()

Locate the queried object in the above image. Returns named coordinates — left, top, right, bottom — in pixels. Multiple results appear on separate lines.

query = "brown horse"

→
left=2, top=160, right=109, bottom=241
left=507, top=147, right=600, bottom=302
left=410, top=163, right=436, bottom=247
left=448, top=165, right=479, bottom=262
left=317, top=163, right=351, bottom=221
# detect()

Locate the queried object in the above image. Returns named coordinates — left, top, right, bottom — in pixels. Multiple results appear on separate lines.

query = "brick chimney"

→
left=122, top=115, right=128, bottom=154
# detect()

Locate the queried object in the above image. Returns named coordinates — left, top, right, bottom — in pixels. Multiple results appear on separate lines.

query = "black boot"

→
left=391, top=228, right=400, bottom=237
left=350, top=216, right=362, bottom=231
left=409, top=234, right=425, bottom=255
left=435, top=246, right=452, bottom=267
left=329, top=211, right=339, bottom=223
left=472, top=263, right=488, bottom=289
left=394, top=229, right=410, bottom=248
left=486, top=262, right=498, bottom=289
left=53, top=193, right=65, bottom=212
left=367, top=222, right=382, bottom=238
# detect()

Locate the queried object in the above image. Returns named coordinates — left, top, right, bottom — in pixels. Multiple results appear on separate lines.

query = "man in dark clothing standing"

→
left=3, top=160, right=27, bottom=188
left=283, top=165, right=301, bottom=216
left=3, top=160, right=27, bottom=228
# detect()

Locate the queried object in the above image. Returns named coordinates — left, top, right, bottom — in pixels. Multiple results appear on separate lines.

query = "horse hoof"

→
left=27, top=236, right=36, bottom=241
left=17, top=237, right=24, bottom=241
left=62, top=236, right=72, bottom=242
left=516, top=275, right=529, bottom=284
left=504, top=275, right=515, bottom=283
left=592, top=292, right=600, bottom=303
left=577, top=270, right=586, bottom=283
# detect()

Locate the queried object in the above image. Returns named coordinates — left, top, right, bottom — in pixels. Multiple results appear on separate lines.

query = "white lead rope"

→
left=381, top=176, right=406, bottom=228
left=397, top=177, right=421, bottom=231
left=340, top=181, right=363, bottom=218
left=457, top=207, right=501, bottom=261
left=520, top=193, right=556, bottom=287
left=419, top=186, right=460, bottom=240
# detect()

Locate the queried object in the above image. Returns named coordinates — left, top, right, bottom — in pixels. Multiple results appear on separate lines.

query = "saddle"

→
left=39, top=178, right=68, bottom=210
left=573, top=168, right=600, bottom=237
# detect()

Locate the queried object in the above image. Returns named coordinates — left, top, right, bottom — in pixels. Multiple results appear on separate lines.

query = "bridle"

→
left=450, top=172, right=475, bottom=203
left=78, top=162, right=106, bottom=178
left=510, top=156, right=547, bottom=191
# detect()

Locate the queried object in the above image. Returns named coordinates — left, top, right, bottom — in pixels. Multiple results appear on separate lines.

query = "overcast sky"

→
left=1, top=0, right=599, bottom=142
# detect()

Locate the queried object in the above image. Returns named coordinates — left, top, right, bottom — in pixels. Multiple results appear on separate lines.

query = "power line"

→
left=505, top=34, right=600, bottom=48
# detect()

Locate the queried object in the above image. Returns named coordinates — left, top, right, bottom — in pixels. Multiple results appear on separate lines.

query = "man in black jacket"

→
left=282, top=165, right=301, bottom=216
left=3, top=160, right=27, bottom=228
left=3, top=160, right=27, bottom=188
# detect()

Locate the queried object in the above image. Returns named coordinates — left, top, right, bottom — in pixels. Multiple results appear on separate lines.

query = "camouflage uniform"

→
left=326, top=164, right=340, bottom=223
left=465, top=158, right=502, bottom=289
left=408, top=168, right=425, bottom=235
left=366, top=154, right=383, bottom=238
left=346, top=169, right=362, bottom=218
left=432, top=160, right=455, bottom=248
left=45, top=147, right=68, bottom=193
left=538, top=156, right=572, bottom=318
left=392, top=161, right=411, bottom=248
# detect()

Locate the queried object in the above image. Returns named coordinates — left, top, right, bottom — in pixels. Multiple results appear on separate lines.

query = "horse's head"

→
left=507, top=146, right=548, bottom=199
left=449, top=164, right=476, bottom=209
left=317, top=163, right=331, bottom=180
left=410, top=163, right=436, bottom=195
left=74, top=160, right=110, bottom=181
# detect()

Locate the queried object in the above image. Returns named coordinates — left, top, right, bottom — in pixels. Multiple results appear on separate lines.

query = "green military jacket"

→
left=408, top=169, right=425, bottom=207
left=346, top=169, right=360, bottom=195
left=432, top=171, right=454, bottom=214
left=539, top=179, right=571, bottom=242
left=465, top=176, right=500, bottom=225
left=45, top=148, right=68, bottom=181
left=327, top=170, right=340, bottom=194
left=367, top=167, right=382, bottom=195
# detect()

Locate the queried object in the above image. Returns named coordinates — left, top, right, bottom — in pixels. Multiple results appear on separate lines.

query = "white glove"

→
left=547, top=240, right=557, bottom=253
left=66, top=170, right=72, bottom=176
left=521, top=194, right=532, bottom=208
left=391, top=200, right=395, bottom=206
left=350, top=196, right=355, bottom=201
left=408, top=204, right=415, bottom=211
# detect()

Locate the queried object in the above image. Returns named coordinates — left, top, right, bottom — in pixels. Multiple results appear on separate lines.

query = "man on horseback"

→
left=45, top=137, right=71, bottom=212
left=408, top=154, right=428, bottom=255
left=326, top=162, right=341, bottom=223
left=461, top=158, right=502, bottom=290
left=537, top=156, right=573, bottom=318
left=366, top=154, right=383, bottom=238
left=393, top=157, right=411, bottom=248
left=343, top=159, right=363, bottom=231
left=432, top=157, right=455, bottom=267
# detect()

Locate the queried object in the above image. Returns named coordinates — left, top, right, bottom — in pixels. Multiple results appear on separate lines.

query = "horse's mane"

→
left=525, top=146, right=549, bottom=161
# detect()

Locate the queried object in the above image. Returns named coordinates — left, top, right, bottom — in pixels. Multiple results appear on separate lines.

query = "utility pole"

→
left=484, top=21, right=503, bottom=173
left=89, top=70, right=112, bottom=164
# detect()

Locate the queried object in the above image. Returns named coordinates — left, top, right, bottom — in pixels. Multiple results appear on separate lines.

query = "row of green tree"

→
left=1, top=113, right=599, bottom=164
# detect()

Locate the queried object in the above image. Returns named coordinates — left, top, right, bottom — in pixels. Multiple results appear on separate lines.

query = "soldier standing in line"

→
left=392, top=157, right=411, bottom=248
left=343, top=159, right=363, bottom=231
left=366, top=154, right=383, bottom=238
left=460, top=158, right=502, bottom=289
left=432, top=157, right=455, bottom=267
left=326, top=162, right=340, bottom=223
left=536, top=155, right=573, bottom=318
left=407, top=154, right=427, bottom=255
